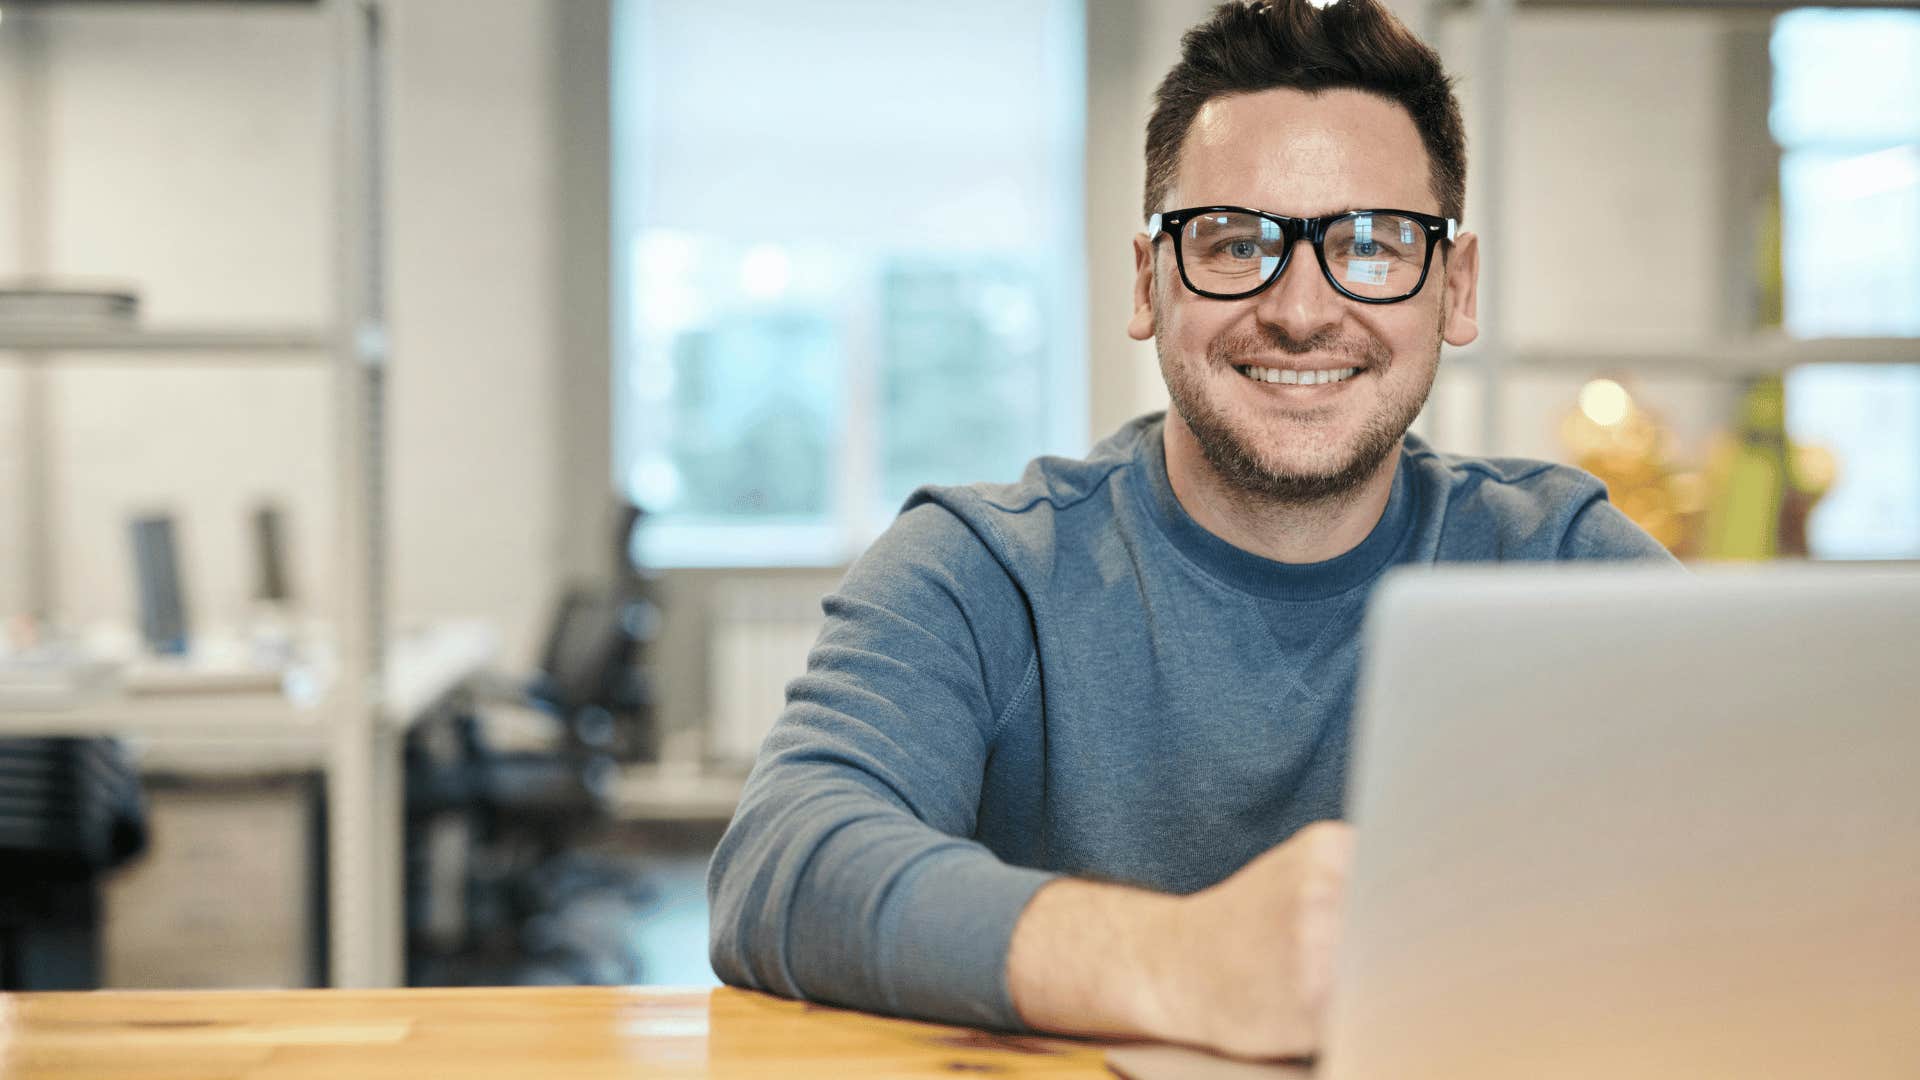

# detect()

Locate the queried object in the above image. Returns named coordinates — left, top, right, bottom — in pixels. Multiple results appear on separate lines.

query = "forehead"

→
left=1173, top=87, right=1435, bottom=217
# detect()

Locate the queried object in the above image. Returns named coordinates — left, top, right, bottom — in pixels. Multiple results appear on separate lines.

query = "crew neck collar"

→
left=1131, top=416, right=1417, bottom=602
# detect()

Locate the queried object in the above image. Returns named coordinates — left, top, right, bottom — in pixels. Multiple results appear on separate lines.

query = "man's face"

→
left=1129, top=87, right=1480, bottom=504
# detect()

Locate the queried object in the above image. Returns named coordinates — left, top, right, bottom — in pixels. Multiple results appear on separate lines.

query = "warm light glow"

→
left=1578, top=379, right=1632, bottom=427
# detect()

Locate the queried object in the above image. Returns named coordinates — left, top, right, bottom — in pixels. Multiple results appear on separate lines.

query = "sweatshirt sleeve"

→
left=706, top=500, right=1058, bottom=1031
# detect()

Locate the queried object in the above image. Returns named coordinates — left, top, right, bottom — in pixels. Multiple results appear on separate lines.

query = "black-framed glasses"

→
left=1148, top=206, right=1458, bottom=304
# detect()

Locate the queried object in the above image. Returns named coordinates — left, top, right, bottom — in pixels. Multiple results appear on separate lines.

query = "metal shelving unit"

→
left=0, top=0, right=398, bottom=987
left=0, top=328, right=330, bottom=353
left=1456, top=336, right=1920, bottom=376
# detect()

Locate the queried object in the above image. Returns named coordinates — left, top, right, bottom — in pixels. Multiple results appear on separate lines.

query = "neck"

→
left=1161, top=414, right=1401, bottom=565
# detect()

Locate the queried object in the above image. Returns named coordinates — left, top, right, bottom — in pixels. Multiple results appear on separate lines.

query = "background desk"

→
left=0, top=622, right=500, bottom=986
left=0, top=985, right=1113, bottom=1078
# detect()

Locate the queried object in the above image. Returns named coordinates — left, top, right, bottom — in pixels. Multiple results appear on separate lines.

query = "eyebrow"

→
left=1192, top=204, right=1427, bottom=219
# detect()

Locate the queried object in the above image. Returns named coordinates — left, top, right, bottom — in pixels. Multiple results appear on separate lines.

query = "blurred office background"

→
left=0, top=0, right=1913, bottom=992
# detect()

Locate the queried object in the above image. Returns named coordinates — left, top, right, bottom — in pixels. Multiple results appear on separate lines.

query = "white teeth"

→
left=1237, top=366, right=1360, bottom=386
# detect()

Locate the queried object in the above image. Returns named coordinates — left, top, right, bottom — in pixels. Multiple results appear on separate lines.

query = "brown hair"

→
left=1144, top=0, right=1467, bottom=223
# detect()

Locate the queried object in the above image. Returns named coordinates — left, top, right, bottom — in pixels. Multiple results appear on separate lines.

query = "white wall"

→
left=1429, top=7, right=1740, bottom=461
left=1450, top=8, right=1730, bottom=347
left=1084, top=0, right=1211, bottom=442
left=387, top=0, right=562, bottom=662
left=0, top=1, right=564, bottom=662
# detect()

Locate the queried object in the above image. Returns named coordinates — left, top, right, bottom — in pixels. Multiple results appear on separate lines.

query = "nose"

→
left=1253, top=237, right=1344, bottom=343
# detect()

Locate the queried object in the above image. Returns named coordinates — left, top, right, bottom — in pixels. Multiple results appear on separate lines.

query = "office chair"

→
left=0, top=737, right=148, bottom=990
left=402, top=504, right=660, bottom=987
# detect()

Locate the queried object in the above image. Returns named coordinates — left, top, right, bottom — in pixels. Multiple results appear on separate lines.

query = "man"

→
left=708, top=0, right=1673, bottom=1061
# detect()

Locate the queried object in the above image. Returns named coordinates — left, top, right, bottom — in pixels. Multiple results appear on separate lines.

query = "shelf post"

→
left=326, top=0, right=395, bottom=990
left=1474, top=0, right=1512, bottom=455
left=8, top=7, right=58, bottom=623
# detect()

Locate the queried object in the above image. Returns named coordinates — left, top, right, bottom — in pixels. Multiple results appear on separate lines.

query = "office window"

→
left=611, top=0, right=1087, bottom=568
left=1770, top=8, right=1920, bottom=338
left=1772, top=9, right=1920, bottom=560
left=1785, top=365, right=1920, bottom=560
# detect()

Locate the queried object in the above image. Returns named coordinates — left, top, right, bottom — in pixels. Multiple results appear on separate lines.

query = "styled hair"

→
left=1144, top=0, right=1467, bottom=223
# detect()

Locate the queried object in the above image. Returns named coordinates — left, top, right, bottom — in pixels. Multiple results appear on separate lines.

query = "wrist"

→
left=1129, top=890, right=1203, bottom=1045
left=1007, top=878, right=1197, bottom=1042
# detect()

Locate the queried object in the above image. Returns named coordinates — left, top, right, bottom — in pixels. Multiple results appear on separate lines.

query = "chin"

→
left=1259, top=444, right=1368, bottom=482
left=1203, top=394, right=1413, bottom=499
left=1258, top=441, right=1384, bottom=486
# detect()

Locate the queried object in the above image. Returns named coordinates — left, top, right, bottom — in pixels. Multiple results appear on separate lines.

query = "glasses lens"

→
left=1323, top=213, right=1430, bottom=300
left=1180, top=211, right=1288, bottom=296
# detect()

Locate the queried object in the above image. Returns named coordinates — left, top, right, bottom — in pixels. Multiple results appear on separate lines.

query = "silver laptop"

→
left=1110, top=564, right=1920, bottom=1080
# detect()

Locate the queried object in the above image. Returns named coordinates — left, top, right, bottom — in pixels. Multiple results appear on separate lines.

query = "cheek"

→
left=1144, top=292, right=1205, bottom=355
left=1158, top=293, right=1228, bottom=357
left=1365, top=305, right=1445, bottom=362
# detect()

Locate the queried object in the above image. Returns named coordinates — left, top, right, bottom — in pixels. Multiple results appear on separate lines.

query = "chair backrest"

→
left=0, top=738, right=147, bottom=871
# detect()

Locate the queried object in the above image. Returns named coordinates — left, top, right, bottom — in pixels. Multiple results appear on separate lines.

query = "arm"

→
left=706, top=502, right=1055, bottom=1030
left=709, top=500, right=1355, bottom=1054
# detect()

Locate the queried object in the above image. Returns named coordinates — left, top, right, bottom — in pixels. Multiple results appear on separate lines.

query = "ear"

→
left=1440, top=230, right=1480, bottom=348
left=1128, top=232, right=1157, bottom=342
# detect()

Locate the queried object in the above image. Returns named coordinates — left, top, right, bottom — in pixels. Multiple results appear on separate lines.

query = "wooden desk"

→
left=0, top=986, right=1115, bottom=1078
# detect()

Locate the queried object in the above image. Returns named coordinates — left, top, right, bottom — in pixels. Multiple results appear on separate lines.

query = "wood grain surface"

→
left=0, top=985, right=1120, bottom=1079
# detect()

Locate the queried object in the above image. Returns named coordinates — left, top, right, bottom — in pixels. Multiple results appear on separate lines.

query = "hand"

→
left=1138, top=821, right=1355, bottom=1060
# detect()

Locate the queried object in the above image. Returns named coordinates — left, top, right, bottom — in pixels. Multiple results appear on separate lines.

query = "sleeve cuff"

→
left=875, top=849, right=1059, bottom=1031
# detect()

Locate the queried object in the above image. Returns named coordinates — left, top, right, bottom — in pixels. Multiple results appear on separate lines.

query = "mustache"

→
left=1207, top=325, right=1392, bottom=371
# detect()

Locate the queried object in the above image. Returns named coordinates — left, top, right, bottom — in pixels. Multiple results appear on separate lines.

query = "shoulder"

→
left=892, top=414, right=1156, bottom=573
left=1403, top=432, right=1605, bottom=522
left=1402, top=433, right=1676, bottom=563
left=827, top=426, right=1163, bottom=720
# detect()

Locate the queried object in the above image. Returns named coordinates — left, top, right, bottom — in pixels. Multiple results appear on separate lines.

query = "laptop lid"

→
left=1321, top=565, right=1920, bottom=1080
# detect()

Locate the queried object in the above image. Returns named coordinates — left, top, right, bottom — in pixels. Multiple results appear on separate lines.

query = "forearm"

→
left=1004, top=877, right=1188, bottom=1041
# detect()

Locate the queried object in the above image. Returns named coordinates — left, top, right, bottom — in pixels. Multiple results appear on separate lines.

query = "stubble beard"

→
left=1157, top=307, right=1441, bottom=510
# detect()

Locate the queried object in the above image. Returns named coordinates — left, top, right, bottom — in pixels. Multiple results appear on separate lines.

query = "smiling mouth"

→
left=1233, top=365, right=1364, bottom=386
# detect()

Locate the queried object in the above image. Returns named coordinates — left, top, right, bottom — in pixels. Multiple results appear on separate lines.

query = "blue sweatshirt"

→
left=707, top=413, right=1674, bottom=1031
